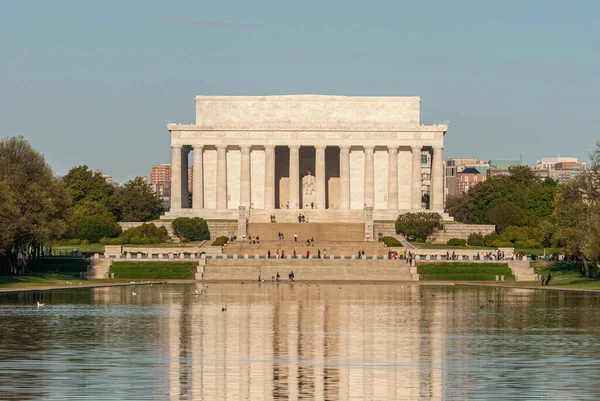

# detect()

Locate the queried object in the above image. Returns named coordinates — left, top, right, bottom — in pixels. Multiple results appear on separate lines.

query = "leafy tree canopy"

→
left=65, top=201, right=122, bottom=243
left=0, top=136, right=69, bottom=274
left=395, top=212, right=443, bottom=242
left=172, top=217, right=210, bottom=242
left=62, top=165, right=114, bottom=208
left=111, top=177, right=163, bottom=222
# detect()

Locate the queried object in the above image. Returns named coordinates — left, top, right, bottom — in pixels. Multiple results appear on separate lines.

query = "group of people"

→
left=277, top=232, right=285, bottom=240
left=269, top=214, right=277, bottom=223
left=540, top=273, right=552, bottom=286
left=258, top=271, right=295, bottom=282
left=267, top=249, right=286, bottom=259
left=477, top=250, right=505, bottom=261
left=297, top=214, right=308, bottom=223
left=248, top=236, right=260, bottom=244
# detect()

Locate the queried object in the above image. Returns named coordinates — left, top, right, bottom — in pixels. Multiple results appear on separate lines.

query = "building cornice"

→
left=167, top=123, right=447, bottom=133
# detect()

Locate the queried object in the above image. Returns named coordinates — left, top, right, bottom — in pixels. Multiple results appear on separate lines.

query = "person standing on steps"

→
left=267, top=250, right=271, bottom=259
left=294, top=233, right=298, bottom=242
left=276, top=272, right=280, bottom=282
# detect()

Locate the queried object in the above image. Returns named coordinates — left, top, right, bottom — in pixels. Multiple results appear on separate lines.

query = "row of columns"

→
left=170, top=144, right=443, bottom=211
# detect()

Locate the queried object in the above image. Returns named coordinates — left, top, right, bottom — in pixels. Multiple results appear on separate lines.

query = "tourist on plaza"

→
left=289, top=271, right=295, bottom=282
left=267, top=250, right=271, bottom=259
left=298, top=214, right=302, bottom=223
left=446, top=251, right=450, bottom=260
left=306, top=250, right=310, bottom=258
left=281, top=250, right=285, bottom=258
left=323, top=249, right=327, bottom=258
left=276, top=272, right=280, bottom=282
left=318, top=249, right=321, bottom=259
left=311, top=237, right=315, bottom=247
left=294, top=233, right=298, bottom=241
left=452, top=250, right=456, bottom=260
left=540, top=275, right=545, bottom=286
left=293, top=249, right=297, bottom=258
left=545, top=273, right=552, bottom=286
left=276, top=249, right=280, bottom=259
left=258, top=272, right=262, bottom=282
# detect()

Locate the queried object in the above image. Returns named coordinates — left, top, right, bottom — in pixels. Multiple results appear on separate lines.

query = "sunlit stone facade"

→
left=164, top=95, right=447, bottom=223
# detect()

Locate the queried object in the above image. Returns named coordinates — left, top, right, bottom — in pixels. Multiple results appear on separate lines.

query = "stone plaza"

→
left=163, top=95, right=448, bottom=239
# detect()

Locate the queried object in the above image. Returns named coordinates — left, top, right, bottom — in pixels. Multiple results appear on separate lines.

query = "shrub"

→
left=382, top=236, right=401, bottom=247
left=172, top=217, right=210, bottom=241
left=483, top=232, right=499, bottom=246
left=514, top=240, right=543, bottom=249
left=467, top=233, right=485, bottom=246
left=99, top=223, right=168, bottom=245
left=447, top=238, right=467, bottom=247
left=211, top=236, right=228, bottom=246
left=490, top=239, right=513, bottom=248
left=395, top=212, right=443, bottom=242
left=65, top=201, right=122, bottom=242
left=81, top=239, right=89, bottom=245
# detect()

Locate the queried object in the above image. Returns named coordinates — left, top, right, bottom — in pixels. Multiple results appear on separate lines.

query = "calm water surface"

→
left=1, top=284, right=599, bottom=400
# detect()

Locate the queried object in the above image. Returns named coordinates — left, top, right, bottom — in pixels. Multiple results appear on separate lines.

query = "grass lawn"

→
left=418, top=262, right=514, bottom=281
left=51, top=243, right=105, bottom=254
left=110, top=262, right=197, bottom=280
left=522, top=261, right=600, bottom=290
left=0, top=273, right=132, bottom=290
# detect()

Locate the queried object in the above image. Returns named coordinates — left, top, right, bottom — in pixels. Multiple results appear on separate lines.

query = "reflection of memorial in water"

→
left=154, top=284, right=444, bottom=400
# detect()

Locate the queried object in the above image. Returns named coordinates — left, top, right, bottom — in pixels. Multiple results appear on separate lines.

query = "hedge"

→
left=447, top=238, right=467, bottom=247
left=211, top=236, right=228, bottom=247
left=382, top=236, right=402, bottom=247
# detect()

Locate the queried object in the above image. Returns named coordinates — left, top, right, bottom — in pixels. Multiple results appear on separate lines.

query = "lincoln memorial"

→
left=163, top=95, right=447, bottom=235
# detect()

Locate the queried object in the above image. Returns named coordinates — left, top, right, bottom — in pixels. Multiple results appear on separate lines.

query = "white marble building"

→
left=164, top=95, right=447, bottom=223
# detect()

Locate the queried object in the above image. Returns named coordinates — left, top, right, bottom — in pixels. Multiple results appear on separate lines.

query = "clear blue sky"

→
left=1, top=0, right=598, bottom=182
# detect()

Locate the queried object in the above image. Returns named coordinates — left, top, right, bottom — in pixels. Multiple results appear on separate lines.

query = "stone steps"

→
left=430, top=223, right=496, bottom=244
left=87, top=259, right=112, bottom=279
left=201, top=259, right=414, bottom=281
left=508, top=260, right=536, bottom=281
left=224, top=240, right=389, bottom=256
left=246, top=222, right=365, bottom=242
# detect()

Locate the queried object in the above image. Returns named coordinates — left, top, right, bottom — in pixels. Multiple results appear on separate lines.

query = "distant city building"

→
left=445, top=158, right=490, bottom=198
left=94, top=169, right=113, bottom=185
left=535, top=157, right=585, bottom=183
left=456, top=167, right=487, bottom=195
left=150, top=164, right=193, bottom=201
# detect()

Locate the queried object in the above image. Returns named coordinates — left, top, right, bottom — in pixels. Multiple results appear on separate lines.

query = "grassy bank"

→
left=418, top=262, right=514, bottom=281
left=524, top=261, right=600, bottom=290
left=0, top=273, right=132, bottom=290
left=110, top=262, right=197, bottom=280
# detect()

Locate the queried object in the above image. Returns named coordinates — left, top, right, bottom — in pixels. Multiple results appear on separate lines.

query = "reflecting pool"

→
left=1, top=284, right=599, bottom=400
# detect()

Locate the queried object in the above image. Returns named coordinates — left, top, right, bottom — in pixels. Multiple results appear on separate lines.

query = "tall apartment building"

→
left=150, top=164, right=193, bottom=200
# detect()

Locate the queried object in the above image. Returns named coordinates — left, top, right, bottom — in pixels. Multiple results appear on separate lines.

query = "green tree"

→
left=112, top=177, right=163, bottom=221
left=172, top=217, right=210, bottom=241
left=395, top=212, right=443, bottom=242
left=62, top=165, right=114, bottom=208
left=553, top=142, right=600, bottom=277
left=488, top=202, right=529, bottom=231
left=65, top=201, right=122, bottom=242
left=0, top=137, right=69, bottom=274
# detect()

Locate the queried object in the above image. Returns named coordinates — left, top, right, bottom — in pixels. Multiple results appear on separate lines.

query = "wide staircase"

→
left=87, top=258, right=112, bottom=279
left=508, top=260, right=536, bottom=281
left=200, top=259, right=415, bottom=281
left=225, top=221, right=389, bottom=257
left=224, top=240, right=389, bottom=257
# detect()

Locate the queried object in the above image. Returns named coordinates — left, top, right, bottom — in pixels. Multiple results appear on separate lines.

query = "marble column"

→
left=431, top=146, right=444, bottom=211
left=264, top=145, right=275, bottom=209
left=216, top=144, right=227, bottom=209
left=170, top=145, right=182, bottom=210
left=411, top=145, right=422, bottom=210
left=339, top=145, right=351, bottom=209
left=387, top=145, right=398, bottom=209
left=181, top=147, right=189, bottom=208
left=192, top=145, right=204, bottom=210
left=240, top=145, right=251, bottom=208
left=363, top=145, right=374, bottom=208
left=289, top=145, right=300, bottom=209
left=315, top=145, right=326, bottom=209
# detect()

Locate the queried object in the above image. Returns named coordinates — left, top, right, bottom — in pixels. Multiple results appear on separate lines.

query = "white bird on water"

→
left=36, top=302, right=44, bottom=307
left=132, top=292, right=137, bottom=296
left=194, top=289, right=199, bottom=294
